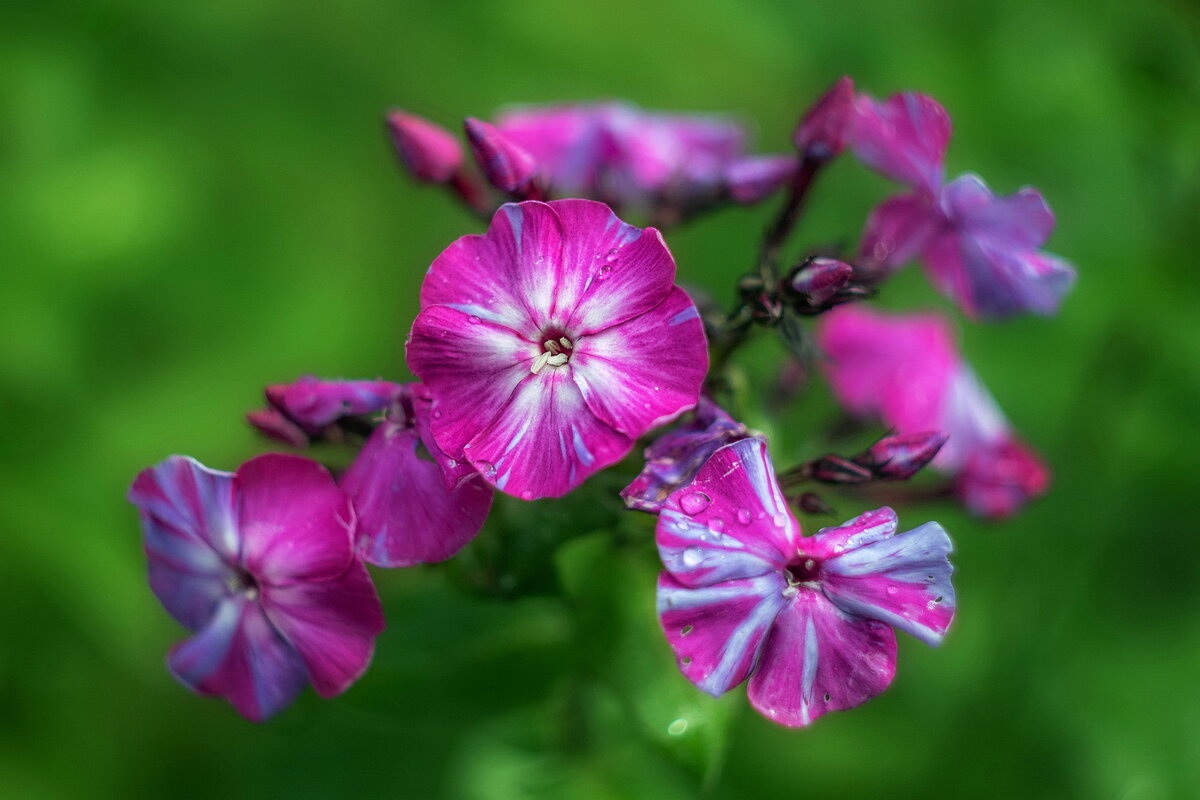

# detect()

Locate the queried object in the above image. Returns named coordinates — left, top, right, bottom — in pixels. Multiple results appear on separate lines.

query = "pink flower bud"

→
left=385, top=111, right=463, bottom=183
left=793, top=76, right=855, bottom=161
left=866, top=431, right=948, bottom=479
left=464, top=117, right=537, bottom=193
left=788, top=257, right=854, bottom=305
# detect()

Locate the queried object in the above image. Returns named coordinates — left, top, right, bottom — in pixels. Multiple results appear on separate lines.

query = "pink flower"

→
left=621, top=396, right=760, bottom=513
left=852, top=93, right=1075, bottom=318
left=817, top=305, right=1050, bottom=518
left=656, top=438, right=955, bottom=727
left=128, top=454, right=384, bottom=721
left=407, top=199, right=708, bottom=500
left=248, top=376, right=403, bottom=443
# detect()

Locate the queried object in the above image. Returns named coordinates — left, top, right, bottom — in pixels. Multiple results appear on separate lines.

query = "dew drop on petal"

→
left=681, top=546, right=703, bottom=568
left=468, top=315, right=481, bottom=324
left=736, top=509, right=752, bottom=525
left=710, top=517, right=725, bottom=531
left=597, top=264, right=613, bottom=279
left=886, top=585, right=898, bottom=596
left=475, top=460, right=495, bottom=476
left=679, top=492, right=712, bottom=515
left=680, top=625, right=693, bottom=636
left=771, top=513, right=787, bottom=528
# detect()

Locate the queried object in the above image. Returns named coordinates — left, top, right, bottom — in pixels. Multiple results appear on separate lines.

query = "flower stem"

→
left=757, top=157, right=823, bottom=282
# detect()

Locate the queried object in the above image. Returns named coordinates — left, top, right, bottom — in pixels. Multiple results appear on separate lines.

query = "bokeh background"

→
left=3, top=0, right=1199, bottom=797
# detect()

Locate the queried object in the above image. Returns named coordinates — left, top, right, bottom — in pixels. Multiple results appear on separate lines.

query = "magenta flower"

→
left=407, top=199, right=708, bottom=500
left=621, top=396, right=760, bottom=513
left=852, top=92, right=1075, bottom=319
left=249, top=375, right=403, bottom=443
left=128, top=454, right=384, bottom=721
left=817, top=305, right=1050, bottom=518
left=656, top=438, right=955, bottom=727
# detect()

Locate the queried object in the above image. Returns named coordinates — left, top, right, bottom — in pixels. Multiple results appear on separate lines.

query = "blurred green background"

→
left=3, top=0, right=1199, bottom=797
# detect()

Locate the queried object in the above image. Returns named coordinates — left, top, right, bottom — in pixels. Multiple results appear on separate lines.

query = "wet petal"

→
left=463, top=369, right=632, bottom=499
left=851, top=92, right=951, bottom=192
left=570, top=286, right=707, bottom=437
left=167, top=597, right=309, bottom=723
left=261, top=560, right=384, bottom=698
left=236, top=454, right=355, bottom=586
left=657, top=572, right=788, bottom=697
left=858, top=191, right=942, bottom=270
left=343, top=419, right=493, bottom=567
left=656, top=439, right=798, bottom=587
left=747, top=591, right=896, bottom=727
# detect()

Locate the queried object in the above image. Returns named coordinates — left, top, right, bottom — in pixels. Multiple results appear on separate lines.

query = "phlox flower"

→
left=656, top=438, right=955, bottom=727
left=128, top=454, right=384, bottom=721
left=851, top=91, right=1075, bottom=319
left=407, top=199, right=708, bottom=500
left=817, top=305, right=1049, bottom=518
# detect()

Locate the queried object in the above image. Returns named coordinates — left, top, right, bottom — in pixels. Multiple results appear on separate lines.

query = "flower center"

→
left=530, top=336, right=575, bottom=374
left=227, top=568, right=260, bottom=600
left=783, top=557, right=821, bottom=596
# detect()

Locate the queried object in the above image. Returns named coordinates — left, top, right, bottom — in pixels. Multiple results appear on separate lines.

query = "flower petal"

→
left=858, top=191, right=942, bottom=270
left=264, top=377, right=403, bottom=431
left=821, top=515, right=956, bottom=646
left=406, top=304, right=535, bottom=459
left=851, top=92, right=951, bottom=193
left=129, top=456, right=239, bottom=629
left=167, top=597, right=309, bottom=723
left=236, top=454, right=355, bottom=586
left=656, top=438, right=798, bottom=587
left=463, top=369, right=632, bottom=499
left=342, top=419, right=493, bottom=567
left=955, top=436, right=1049, bottom=519
left=658, top=572, right=788, bottom=697
left=261, top=560, right=384, bottom=698
left=746, top=591, right=896, bottom=727
left=939, top=174, right=1055, bottom=250
left=570, top=286, right=707, bottom=437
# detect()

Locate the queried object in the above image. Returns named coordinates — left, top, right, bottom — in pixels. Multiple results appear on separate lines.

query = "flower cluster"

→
left=130, top=77, right=1071, bottom=727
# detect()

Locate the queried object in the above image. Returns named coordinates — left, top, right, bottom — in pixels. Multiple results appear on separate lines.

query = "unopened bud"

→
left=864, top=431, right=948, bottom=479
left=809, top=454, right=874, bottom=484
left=793, top=76, right=855, bottom=162
left=788, top=257, right=854, bottom=306
left=797, top=492, right=834, bottom=515
left=385, top=111, right=463, bottom=183
left=737, top=275, right=784, bottom=326
left=464, top=117, right=537, bottom=193
left=246, top=408, right=310, bottom=448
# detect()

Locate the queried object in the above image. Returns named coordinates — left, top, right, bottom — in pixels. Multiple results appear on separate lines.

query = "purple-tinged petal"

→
left=410, top=383, right=487, bottom=494
left=858, top=191, right=943, bottom=270
left=725, top=155, right=795, bottom=204
left=261, top=559, right=384, bottom=698
left=386, top=111, right=463, bottom=184
left=465, top=117, right=537, bottom=193
left=793, top=76, right=856, bottom=161
left=955, top=437, right=1049, bottom=519
left=746, top=590, right=896, bottom=727
left=236, top=454, right=355, bottom=586
left=935, top=364, right=1010, bottom=470
left=621, top=397, right=755, bottom=513
left=939, top=174, right=1055, bottom=249
left=820, top=513, right=956, bottom=646
left=406, top=304, right=536, bottom=460
left=656, top=439, right=798, bottom=587
left=129, top=456, right=239, bottom=629
left=803, top=506, right=900, bottom=558
left=570, top=286, right=707, bottom=437
left=264, top=377, right=404, bottom=431
left=495, top=104, right=610, bottom=195
left=851, top=92, right=951, bottom=193
left=342, top=419, right=493, bottom=567
left=657, top=572, right=788, bottom=697
left=462, top=369, right=632, bottom=499
left=551, top=199, right=677, bottom=335
left=167, top=597, right=309, bottom=723
left=246, top=408, right=310, bottom=448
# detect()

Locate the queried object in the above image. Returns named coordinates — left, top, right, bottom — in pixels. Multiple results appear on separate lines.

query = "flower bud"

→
left=796, top=491, right=834, bottom=515
left=738, top=275, right=784, bottom=325
left=793, top=76, right=855, bottom=161
left=809, top=454, right=874, bottom=484
left=246, top=408, right=310, bottom=448
left=864, top=431, right=948, bottom=479
left=464, top=117, right=537, bottom=193
left=385, top=111, right=463, bottom=183
left=788, top=257, right=854, bottom=306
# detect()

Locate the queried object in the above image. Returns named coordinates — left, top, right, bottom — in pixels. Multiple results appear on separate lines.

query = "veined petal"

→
left=236, top=455, right=355, bottom=586
left=570, top=286, right=707, bottom=437
left=858, top=191, right=942, bottom=270
left=851, top=92, right=951, bottom=193
left=261, top=560, right=384, bottom=698
left=656, top=439, right=798, bottom=587
left=411, top=383, right=490, bottom=494
left=167, top=596, right=309, bottom=723
left=343, top=420, right=493, bottom=567
left=406, top=304, right=535, bottom=459
left=657, top=572, right=788, bottom=697
left=463, top=369, right=632, bottom=499
left=747, top=591, right=896, bottom=727
left=821, top=517, right=956, bottom=646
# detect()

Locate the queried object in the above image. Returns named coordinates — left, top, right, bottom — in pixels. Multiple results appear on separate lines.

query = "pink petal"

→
left=462, top=369, right=632, bottom=499
left=410, top=383, right=489, bottom=494
left=746, top=590, right=896, bottom=727
left=342, top=419, right=493, bottom=567
left=955, top=436, right=1049, bottom=518
left=858, top=191, right=942, bottom=270
left=657, top=572, right=788, bottom=697
left=793, top=76, right=856, bottom=161
left=386, top=110, right=463, bottom=183
left=939, top=174, right=1055, bottom=249
left=725, top=155, right=795, bottom=204
left=406, top=304, right=535, bottom=459
left=167, top=597, right=309, bottom=723
left=236, top=454, right=355, bottom=586
left=261, top=560, right=384, bottom=698
left=851, top=92, right=951, bottom=193
left=464, top=117, right=537, bottom=193
left=819, top=512, right=956, bottom=646
left=246, top=407, right=310, bottom=448
left=551, top=199, right=677, bottom=335
left=656, top=439, right=798, bottom=587
left=570, top=286, right=707, bottom=437
left=495, top=104, right=610, bottom=195
left=129, top=456, right=239, bottom=629
left=264, top=377, right=403, bottom=431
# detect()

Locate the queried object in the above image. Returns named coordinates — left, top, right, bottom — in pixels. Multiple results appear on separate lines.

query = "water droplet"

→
left=681, top=547, right=703, bottom=568
left=681, top=656, right=692, bottom=665
left=468, top=315, right=481, bottom=324
left=772, top=513, right=787, bottom=528
left=475, top=460, right=495, bottom=476
left=680, top=625, right=693, bottom=636
left=597, top=264, right=613, bottom=278
left=679, top=492, right=712, bottom=515
left=886, top=586, right=898, bottom=596
left=433, top=410, right=443, bottom=419
left=823, top=693, right=831, bottom=702
left=710, top=517, right=725, bottom=531
left=667, top=718, right=688, bottom=736
left=736, top=509, right=752, bottom=525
